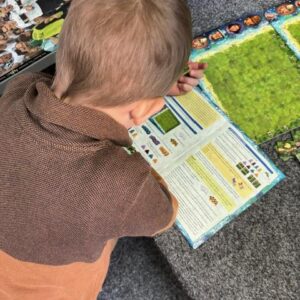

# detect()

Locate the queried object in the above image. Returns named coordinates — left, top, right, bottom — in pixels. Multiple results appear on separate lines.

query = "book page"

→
left=161, top=124, right=281, bottom=247
left=129, top=89, right=226, bottom=172
left=130, top=88, right=284, bottom=248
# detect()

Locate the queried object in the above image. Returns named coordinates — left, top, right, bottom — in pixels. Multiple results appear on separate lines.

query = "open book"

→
left=128, top=88, right=284, bottom=249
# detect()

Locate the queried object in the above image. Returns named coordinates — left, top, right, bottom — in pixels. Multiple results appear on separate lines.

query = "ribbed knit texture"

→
left=0, top=73, right=173, bottom=265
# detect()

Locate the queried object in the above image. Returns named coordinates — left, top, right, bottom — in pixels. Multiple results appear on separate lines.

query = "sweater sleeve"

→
left=120, top=173, right=174, bottom=237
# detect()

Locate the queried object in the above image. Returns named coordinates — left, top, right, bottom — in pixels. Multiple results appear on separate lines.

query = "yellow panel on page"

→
left=202, top=144, right=254, bottom=199
left=187, top=156, right=236, bottom=213
left=175, top=90, right=221, bottom=128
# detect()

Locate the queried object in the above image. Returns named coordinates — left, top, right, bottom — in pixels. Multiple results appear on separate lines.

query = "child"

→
left=0, top=0, right=206, bottom=299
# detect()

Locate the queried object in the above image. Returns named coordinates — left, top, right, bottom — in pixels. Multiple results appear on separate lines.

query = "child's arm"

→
left=168, top=62, right=208, bottom=96
left=120, top=167, right=179, bottom=238
left=150, top=168, right=178, bottom=236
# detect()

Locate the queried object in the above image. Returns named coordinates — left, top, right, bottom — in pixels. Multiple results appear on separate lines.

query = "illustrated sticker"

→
left=150, top=108, right=180, bottom=134
left=159, top=146, right=170, bottom=157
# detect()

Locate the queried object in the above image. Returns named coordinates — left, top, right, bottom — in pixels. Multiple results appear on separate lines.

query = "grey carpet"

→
left=189, top=0, right=286, bottom=35
left=98, top=238, right=191, bottom=300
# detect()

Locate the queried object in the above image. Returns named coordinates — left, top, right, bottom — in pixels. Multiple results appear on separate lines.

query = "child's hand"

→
left=167, top=62, right=208, bottom=96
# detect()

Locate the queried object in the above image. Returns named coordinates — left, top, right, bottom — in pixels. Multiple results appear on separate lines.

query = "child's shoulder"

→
left=93, top=144, right=151, bottom=187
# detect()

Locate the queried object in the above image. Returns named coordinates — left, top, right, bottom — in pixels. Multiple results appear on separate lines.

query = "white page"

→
left=130, top=88, right=284, bottom=248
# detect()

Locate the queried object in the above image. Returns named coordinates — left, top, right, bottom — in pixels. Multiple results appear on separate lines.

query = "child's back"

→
left=0, top=0, right=192, bottom=299
left=0, top=72, right=175, bottom=299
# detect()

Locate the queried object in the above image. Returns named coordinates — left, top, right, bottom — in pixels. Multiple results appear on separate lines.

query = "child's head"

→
left=53, top=0, right=192, bottom=109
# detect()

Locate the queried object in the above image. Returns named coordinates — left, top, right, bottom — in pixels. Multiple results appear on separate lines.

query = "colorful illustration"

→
left=0, top=0, right=70, bottom=81
left=277, top=2, right=297, bottom=15
left=275, top=128, right=300, bottom=161
left=191, top=4, right=300, bottom=143
left=151, top=108, right=181, bottom=134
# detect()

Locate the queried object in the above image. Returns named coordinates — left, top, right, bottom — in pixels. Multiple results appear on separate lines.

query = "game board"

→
left=0, top=0, right=70, bottom=82
left=191, top=1, right=300, bottom=144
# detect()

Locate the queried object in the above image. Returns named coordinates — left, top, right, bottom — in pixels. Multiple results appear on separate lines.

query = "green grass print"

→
left=203, top=29, right=300, bottom=143
left=287, top=21, right=300, bottom=44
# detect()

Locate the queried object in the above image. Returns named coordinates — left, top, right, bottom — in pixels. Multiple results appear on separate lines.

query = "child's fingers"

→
left=177, top=83, right=193, bottom=93
left=182, top=62, right=207, bottom=79
left=179, top=76, right=199, bottom=87
left=188, top=61, right=208, bottom=70
left=189, top=69, right=205, bottom=79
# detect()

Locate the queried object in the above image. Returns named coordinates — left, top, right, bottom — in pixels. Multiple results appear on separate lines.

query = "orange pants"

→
left=0, top=239, right=118, bottom=300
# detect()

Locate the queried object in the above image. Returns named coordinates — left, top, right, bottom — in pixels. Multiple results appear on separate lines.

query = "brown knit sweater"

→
left=0, top=73, right=173, bottom=267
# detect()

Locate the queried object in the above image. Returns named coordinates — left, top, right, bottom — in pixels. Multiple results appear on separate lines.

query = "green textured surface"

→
left=154, top=109, right=180, bottom=133
left=203, top=29, right=300, bottom=143
left=287, top=21, right=300, bottom=43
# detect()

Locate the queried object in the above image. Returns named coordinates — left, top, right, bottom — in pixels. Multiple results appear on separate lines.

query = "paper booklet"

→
left=128, top=88, right=285, bottom=249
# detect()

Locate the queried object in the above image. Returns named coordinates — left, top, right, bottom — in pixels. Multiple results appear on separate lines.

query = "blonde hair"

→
left=53, top=0, right=192, bottom=107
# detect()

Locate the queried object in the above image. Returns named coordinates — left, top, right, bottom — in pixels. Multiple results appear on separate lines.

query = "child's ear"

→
left=130, top=97, right=165, bottom=126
